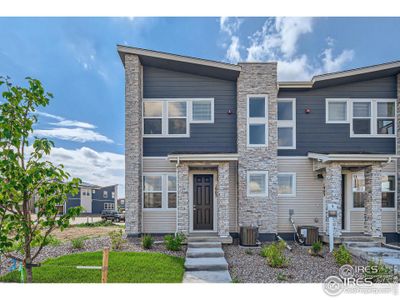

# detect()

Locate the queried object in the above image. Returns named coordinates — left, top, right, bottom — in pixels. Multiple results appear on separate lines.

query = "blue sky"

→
left=1, top=17, right=400, bottom=196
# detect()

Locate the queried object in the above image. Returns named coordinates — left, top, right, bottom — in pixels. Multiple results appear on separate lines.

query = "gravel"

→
left=0, top=236, right=186, bottom=277
left=224, top=242, right=366, bottom=283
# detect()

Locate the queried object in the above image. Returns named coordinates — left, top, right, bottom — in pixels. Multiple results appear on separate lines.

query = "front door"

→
left=193, top=174, right=213, bottom=230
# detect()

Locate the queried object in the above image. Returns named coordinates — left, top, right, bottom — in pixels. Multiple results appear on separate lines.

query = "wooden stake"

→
left=101, top=247, right=109, bottom=283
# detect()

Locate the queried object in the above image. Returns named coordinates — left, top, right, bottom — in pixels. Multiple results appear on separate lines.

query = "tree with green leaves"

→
left=0, top=77, right=82, bottom=283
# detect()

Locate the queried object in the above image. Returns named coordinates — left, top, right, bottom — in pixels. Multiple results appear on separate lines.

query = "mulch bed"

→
left=224, top=241, right=366, bottom=283
left=0, top=236, right=186, bottom=277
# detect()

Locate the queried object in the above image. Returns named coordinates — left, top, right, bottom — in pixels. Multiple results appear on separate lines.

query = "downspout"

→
left=175, top=156, right=180, bottom=236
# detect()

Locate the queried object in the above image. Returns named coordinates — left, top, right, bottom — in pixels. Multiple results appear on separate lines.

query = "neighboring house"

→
left=118, top=45, right=400, bottom=243
left=64, top=182, right=118, bottom=214
left=117, top=198, right=125, bottom=210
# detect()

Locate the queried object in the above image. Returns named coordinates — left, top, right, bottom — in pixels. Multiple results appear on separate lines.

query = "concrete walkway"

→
left=345, top=241, right=400, bottom=272
left=183, top=237, right=232, bottom=283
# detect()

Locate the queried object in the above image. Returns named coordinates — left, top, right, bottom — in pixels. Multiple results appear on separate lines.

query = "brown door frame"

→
left=189, top=170, right=217, bottom=232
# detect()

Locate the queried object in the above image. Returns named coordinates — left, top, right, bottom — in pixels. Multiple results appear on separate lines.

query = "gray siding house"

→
left=119, top=45, right=400, bottom=243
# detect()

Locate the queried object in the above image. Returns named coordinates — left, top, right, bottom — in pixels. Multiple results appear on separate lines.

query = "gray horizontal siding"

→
left=92, top=200, right=115, bottom=214
left=278, top=76, right=397, bottom=156
left=143, top=66, right=237, bottom=156
left=66, top=199, right=80, bottom=212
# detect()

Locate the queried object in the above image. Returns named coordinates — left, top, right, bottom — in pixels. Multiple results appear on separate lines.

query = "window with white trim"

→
left=167, top=175, right=177, bottom=208
left=191, top=99, right=214, bottom=123
left=278, top=173, right=296, bottom=196
left=326, top=99, right=349, bottom=123
left=247, top=96, right=268, bottom=146
left=168, top=101, right=187, bottom=135
left=104, top=203, right=114, bottom=210
left=143, top=174, right=177, bottom=209
left=103, top=191, right=108, bottom=198
left=351, top=99, right=396, bottom=137
left=382, top=174, right=395, bottom=208
left=352, top=173, right=366, bottom=208
left=277, top=98, right=296, bottom=149
left=247, top=171, right=268, bottom=196
left=111, top=192, right=115, bottom=199
left=143, top=101, right=163, bottom=135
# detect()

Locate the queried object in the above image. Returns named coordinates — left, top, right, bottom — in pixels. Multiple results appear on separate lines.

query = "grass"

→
left=0, top=251, right=185, bottom=283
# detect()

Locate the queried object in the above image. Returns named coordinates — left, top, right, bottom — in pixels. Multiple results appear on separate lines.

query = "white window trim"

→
left=189, top=98, right=215, bottom=124
left=278, top=172, right=296, bottom=197
left=142, top=173, right=177, bottom=211
left=247, top=95, right=269, bottom=147
left=277, top=98, right=296, bottom=149
left=349, top=98, right=396, bottom=138
left=167, top=174, right=177, bottom=209
left=382, top=172, right=397, bottom=211
left=351, top=172, right=366, bottom=211
left=143, top=98, right=215, bottom=138
left=247, top=171, right=269, bottom=197
left=325, top=98, right=350, bottom=124
left=103, top=191, right=108, bottom=198
left=104, top=203, right=114, bottom=210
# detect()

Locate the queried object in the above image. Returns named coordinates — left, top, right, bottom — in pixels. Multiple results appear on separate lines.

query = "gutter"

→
left=175, top=156, right=180, bottom=236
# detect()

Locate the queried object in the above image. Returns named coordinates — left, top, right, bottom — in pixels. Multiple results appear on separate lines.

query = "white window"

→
left=350, top=99, right=396, bottom=137
left=247, top=171, right=268, bottom=196
left=92, top=189, right=95, bottom=194
left=143, top=101, right=163, bottom=135
left=352, top=173, right=366, bottom=208
left=168, top=101, right=188, bottom=135
left=247, top=95, right=268, bottom=146
left=103, top=191, right=108, bottom=198
left=104, top=203, right=114, bottom=210
left=191, top=99, right=214, bottom=123
left=326, top=99, right=349, bottom=123
left=111, top=192, right=115, bottom=199
left=277, top=98, right=296, bottom=149
left=278, top=173, right=296, bottom=196
left=382, top=174, right=396, bottom=208
left=143, top=173, right=177, bottom=210
left=167, top=175, right=177, bottom=208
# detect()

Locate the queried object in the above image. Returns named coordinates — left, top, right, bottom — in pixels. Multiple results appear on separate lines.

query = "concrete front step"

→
left=184, top=257, right=228, bottom=271
left=188, top=241, right=222, bottom=249
left=344, top=241, right=382, bottom=248
left=183, top=270, right=232, bottom=283
left=188, top=236, right=223, bottom=243
left=186, top=247, right=224, bottom=258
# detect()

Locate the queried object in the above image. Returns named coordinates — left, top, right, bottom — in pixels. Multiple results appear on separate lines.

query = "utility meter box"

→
left=327, top=203, right=338, bottom=218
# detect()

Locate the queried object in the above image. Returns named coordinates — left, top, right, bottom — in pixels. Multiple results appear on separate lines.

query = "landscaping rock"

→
left=224, top=241, right=366, bottom=283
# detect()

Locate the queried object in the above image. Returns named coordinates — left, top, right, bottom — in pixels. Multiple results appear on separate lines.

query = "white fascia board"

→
left=168, top=153, right=239, bottom=162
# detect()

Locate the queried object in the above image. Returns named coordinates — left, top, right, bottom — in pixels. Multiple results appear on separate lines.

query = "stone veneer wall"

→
left=177, top=163, right=190, bottom=235
left=237, top=63, right=278, bottom=234
left=364, top=164, right=383, bottom=237
left=217, top=162, right=230, bottom=237
left=125, top=54, right=143, bottom=236
left=323, top=163, right=342, bottom=237
left=397, top=74, right=400, bottom=234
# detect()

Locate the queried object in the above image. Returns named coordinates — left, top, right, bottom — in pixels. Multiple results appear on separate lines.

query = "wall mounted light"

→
left=227, top=109, right=233, bottom=115
left=305, top=108, right=311, bottom=114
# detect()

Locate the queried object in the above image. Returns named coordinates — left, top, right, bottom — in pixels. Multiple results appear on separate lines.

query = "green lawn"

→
left=0, top=252, right=185, bottom=283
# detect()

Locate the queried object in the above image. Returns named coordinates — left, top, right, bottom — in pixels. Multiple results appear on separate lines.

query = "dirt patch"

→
left=52, top=226, right=121, bottom=242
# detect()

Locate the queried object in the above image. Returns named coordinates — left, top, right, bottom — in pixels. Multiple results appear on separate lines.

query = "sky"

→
left=1, top=17, right=400, bottom=197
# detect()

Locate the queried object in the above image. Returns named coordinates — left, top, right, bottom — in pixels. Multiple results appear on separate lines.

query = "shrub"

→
left=141, top=234, right=154, bottom=249
left=71, top=237, right=86, bottom=249
left=260, top=241, right=288, bottom=268
left=364, top=260, right=395, bottom=283
left=76, top=220, right=114, bottom=228
left=109, top=229, right=126, bottom=250
left=277, top=272, right=287, bottom=282
left=333, top=245, right=352, bottom=266
left=310, top=241, right=323, bottom=255
left=164, top=233, right=185, bottom=251
left=43, top=235, right=62, bottom=247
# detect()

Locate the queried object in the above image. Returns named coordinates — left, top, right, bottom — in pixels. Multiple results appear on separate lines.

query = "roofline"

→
left=279, top=60, right=400, bottom=89
left=168, top=153, right=239, bottom=162
left=117, top=45, right=242, bottom=72
left=308, top=152, right=400, bottom=163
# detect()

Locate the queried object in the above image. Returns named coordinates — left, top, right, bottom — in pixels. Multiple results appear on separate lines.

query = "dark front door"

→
left=193, top=174, right=213, bottom=230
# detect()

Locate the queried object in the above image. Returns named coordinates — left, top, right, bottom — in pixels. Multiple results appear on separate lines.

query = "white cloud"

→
left=243, top=17, right=355, bottom=80
left=49, top=120, right=96, bottom=129
left=28, top=146, right=125, bottom=198
left=226, top=36, right=241, bottom=63
left=34, top=111, right=64, bottom=121
left=220, top=17, right=242, bottom=36
left=33, top=127, right=113, bottom=143
left=321, top=48, right=355, bottom=73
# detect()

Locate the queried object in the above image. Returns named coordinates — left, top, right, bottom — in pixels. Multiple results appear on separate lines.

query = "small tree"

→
left=0, top=77, right=82, bottom=283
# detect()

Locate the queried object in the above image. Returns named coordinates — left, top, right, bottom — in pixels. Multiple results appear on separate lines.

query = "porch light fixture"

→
left=227, top=109, right=233, bottom=115
left=305, top=108, right=311, bottom=114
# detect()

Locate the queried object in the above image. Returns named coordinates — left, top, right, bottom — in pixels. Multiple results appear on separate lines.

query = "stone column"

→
left=364, top=164, right=383, bottom=237
left=397, top=74, right=400, bottom=234
left=237, top=63, right=278, bottom=234
left=125, top=54, right=142, bottom=237
left=217, top=162, right=230, bottom=237
left=324, top=163, right=342, bottom=237
left=177, top=163, right=190, bottom=235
